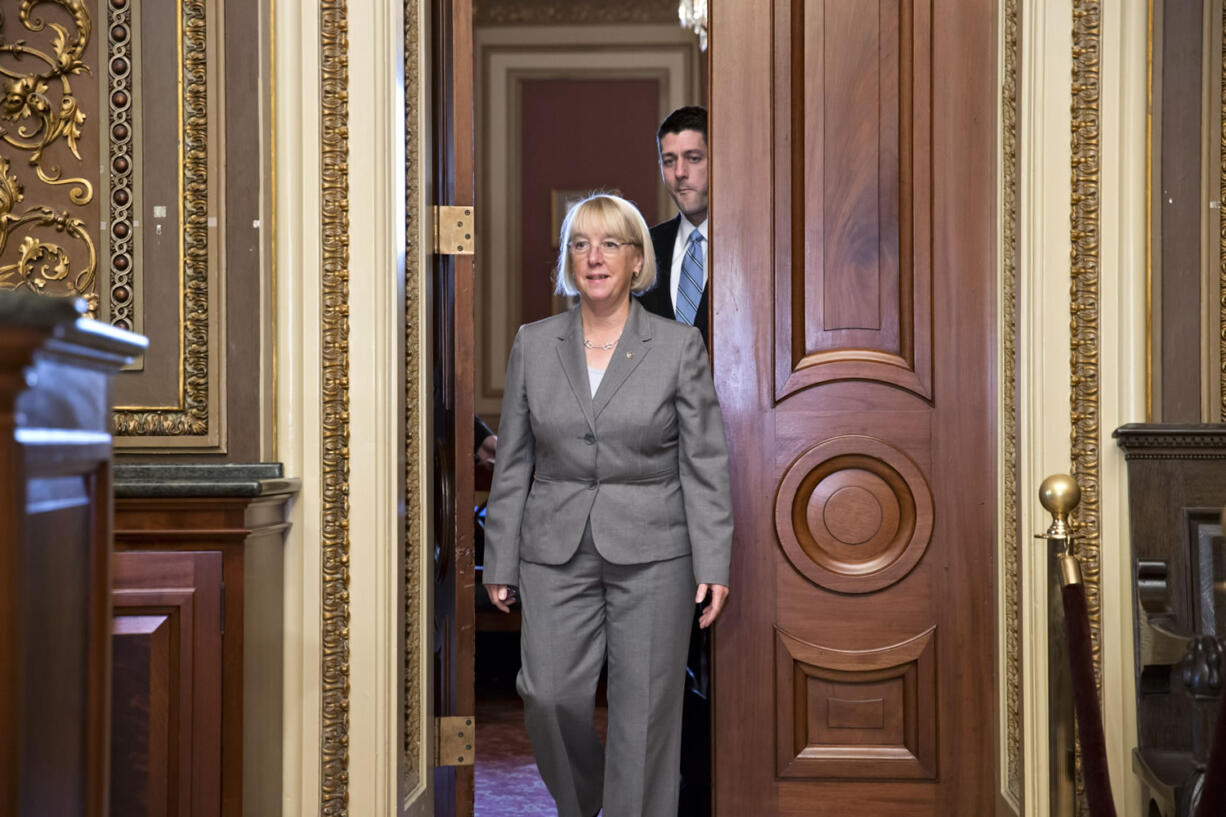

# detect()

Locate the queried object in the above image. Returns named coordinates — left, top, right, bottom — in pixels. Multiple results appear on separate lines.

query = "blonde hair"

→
left=554, top=194, right=657, bottom=297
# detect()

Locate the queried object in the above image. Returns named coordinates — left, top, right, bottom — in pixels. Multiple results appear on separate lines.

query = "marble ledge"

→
left=0, top=291, right=85, bottom=327
left=113, top=463, right=301, bottom=498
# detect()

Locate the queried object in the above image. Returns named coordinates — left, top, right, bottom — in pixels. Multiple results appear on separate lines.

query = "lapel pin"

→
left=627, top=352, right=634, bottom=359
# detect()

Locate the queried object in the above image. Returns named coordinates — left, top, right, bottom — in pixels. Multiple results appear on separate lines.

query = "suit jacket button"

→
left=587, top=481, right=598, bottom=490
left=584, top=433, right=596, bottom=444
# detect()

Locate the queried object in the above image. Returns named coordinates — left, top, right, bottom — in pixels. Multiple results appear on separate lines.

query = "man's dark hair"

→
left=656, top=105, right=708, bottom=148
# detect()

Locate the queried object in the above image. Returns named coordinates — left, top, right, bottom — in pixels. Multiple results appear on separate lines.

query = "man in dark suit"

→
left=638, top=105, right=713, bottom=817
left=638, top=106, right=709, bottom=346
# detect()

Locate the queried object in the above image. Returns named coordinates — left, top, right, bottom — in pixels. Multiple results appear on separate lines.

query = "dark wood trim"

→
left=1114, top=423, right=1226, bottom=458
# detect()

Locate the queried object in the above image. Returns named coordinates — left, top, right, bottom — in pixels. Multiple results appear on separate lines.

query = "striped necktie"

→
left=675, top=230, right=704, bottom=325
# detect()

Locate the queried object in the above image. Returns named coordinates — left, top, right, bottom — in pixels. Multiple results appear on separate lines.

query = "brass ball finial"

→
left=1039, top=474, right=1081, bottom=517
left=1036, top=473, right=1080, bottom=545
left=1036, top=474, right=1082, bottom=579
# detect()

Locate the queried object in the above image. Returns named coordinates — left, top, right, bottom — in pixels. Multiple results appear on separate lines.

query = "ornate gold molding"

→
left=1070, top=1, right=1102, bottom=814
left=112, top=0, right=212, bottom=438
left=1002, top=0, right=1022, bottom=804
left=474, top=0, right=678, bottom=26
left=107, top=0, right=136, bottom=331
left=0, top=0, right=97, bottom=311
left=403, top=0, right=423, bottom=788
left=1220, top=0, right=1226, bottom=421
left=320, top=0, right=351, bottom=813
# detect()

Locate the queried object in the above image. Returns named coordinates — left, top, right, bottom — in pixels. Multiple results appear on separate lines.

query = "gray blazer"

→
left=483, top=299, right=733, bottom=588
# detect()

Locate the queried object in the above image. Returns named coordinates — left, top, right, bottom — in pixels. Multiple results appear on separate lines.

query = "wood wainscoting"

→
left=112, top=465, right=298, bottom=817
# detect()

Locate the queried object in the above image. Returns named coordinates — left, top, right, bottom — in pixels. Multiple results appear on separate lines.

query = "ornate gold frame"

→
left=112, top=0, right=215, bottom=441
left=402, top=0, right=425, bottom=790
left=1070, top=1, right=1102, bottom=814
left=1002, top=0, right=1022, bottom=805
left=320, top=0, right=351, bottom=812
left=1221, top=0, right=1226, bottom=421
left=0, top=0, right=217, bottom=444
left=106, top=0, right=139, bottom=334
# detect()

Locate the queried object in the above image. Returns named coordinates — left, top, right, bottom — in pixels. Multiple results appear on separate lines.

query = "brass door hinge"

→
left=433, top=205, right=475, bottom=255
left=435, top=715, right=475, bottom=766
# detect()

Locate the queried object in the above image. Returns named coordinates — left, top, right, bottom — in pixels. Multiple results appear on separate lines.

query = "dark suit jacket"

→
left=637, top=215, right=710, bottom=346
left=483, top=300, right=732, bottom=588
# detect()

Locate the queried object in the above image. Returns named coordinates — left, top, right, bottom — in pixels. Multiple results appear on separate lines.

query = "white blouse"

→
left=587, top=366, right=605, bottom=397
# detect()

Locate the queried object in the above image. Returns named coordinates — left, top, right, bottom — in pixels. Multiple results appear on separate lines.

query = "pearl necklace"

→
left=583, top=335, right=620, bottom=350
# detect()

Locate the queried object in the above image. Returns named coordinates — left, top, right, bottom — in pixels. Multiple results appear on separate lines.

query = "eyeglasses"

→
left=567, top=238, right=637, bottom=256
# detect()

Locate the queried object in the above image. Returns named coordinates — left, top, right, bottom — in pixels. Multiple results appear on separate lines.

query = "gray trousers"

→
left=517, top=522, right=697, bottom=817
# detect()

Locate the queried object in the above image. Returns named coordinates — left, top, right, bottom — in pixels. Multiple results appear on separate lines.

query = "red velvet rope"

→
left=1195, top=691, right=1226, bottom=817
left=1061, top=581, right=1119, bottom=817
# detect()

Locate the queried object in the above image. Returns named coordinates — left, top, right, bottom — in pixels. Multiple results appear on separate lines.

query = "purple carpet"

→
left=475, top=689, right=607, bottom=816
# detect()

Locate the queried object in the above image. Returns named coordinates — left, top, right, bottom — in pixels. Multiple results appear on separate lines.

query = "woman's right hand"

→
left=485, top=583, right=516, bottom=613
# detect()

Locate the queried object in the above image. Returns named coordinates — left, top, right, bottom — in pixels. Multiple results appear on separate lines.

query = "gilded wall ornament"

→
left=320, top=0, right=352, bottom=813
left=107, top=0, right=136, bottom=331
left=112, top=0, right=211, bottom=438
left=1070, top=1, right=1102, bottom=814
left=403, top=0, right=424, bottom=788
left=1002, top=0, right=1022, bottom=803
left=1220, top=2, right=1226, bottom=421
left=0, top=0, right=96, bottom=311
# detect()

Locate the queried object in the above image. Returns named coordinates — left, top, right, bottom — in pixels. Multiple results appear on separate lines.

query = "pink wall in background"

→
left=519, top=79, right=663, bottom=326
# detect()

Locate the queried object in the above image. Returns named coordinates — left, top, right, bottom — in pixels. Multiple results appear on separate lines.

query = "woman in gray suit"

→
left=483, top=193, right=733, bottom=817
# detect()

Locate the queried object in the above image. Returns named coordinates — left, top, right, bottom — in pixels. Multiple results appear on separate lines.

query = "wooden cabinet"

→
left=1115, top=424, right=1226, bottom=817
left=112, top=466, right=298, bottom=817
left=0, top=294, right=146, bottom=817
left=111, top=550, right=224, bottom=817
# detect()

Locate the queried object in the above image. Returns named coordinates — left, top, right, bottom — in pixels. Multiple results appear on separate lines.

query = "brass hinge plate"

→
left=433, top=205, right=475, bottom=255
left=435, top=715, right=475, bottom=766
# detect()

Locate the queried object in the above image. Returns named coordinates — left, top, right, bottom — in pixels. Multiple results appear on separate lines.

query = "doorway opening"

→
left=467, top=7, right=708, bottom=816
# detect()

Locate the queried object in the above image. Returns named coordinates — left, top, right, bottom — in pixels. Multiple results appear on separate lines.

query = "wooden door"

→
left=430, top=0, right=476, bottom=813
left=710, top=2, right=996, bottom=814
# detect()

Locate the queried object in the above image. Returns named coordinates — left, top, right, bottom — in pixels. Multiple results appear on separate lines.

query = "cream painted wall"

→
left=1016, top=2, right=1147, bottom=817
left=1017, top=2, right=1076, bottom=813
left=1098, top=1, right=1148, bottom=814
left=344, top=0, right=411, bottom=812
left=273, top=0, right=323, bottom=813
left=273, top=0, right=425, bottom=813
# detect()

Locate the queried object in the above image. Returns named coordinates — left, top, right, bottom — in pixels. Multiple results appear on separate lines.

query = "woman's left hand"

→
left=696, top=583, right=729, bottom=629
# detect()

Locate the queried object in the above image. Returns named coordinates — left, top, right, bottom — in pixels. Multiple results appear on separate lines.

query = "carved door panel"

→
left=430, top=0, right=476, bottom=814
left=711, top=1, right=996, bottom=814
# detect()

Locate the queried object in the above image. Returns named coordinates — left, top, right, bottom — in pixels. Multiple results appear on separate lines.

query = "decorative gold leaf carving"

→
left=1070, top=2, right=1101, bottom=814
left=403, top=0, right=423, bottom=788
left=320, top=0, right=351, bottom=814
left=0, top=0, right=95, bottom=307
left=112, top=0, right=211, bottom=437
left=1221, top=1, right=1226, bottom=421
left=107, top=0, right=136, bottom=331
left=1002, top=0, right=1022, bottom=803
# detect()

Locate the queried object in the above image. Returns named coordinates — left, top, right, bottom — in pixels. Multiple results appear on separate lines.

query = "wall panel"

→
left=0, top=0, right=270, bottom=456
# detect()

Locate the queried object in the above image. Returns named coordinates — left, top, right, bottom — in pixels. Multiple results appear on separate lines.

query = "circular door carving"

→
left=775, top=435, right=934, bottom=594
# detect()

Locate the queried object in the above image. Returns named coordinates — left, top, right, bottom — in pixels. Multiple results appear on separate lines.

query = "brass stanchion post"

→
left=1037, top=474, right=1118, bottom=817
left=1035, top=474, right=1081, bottom=817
